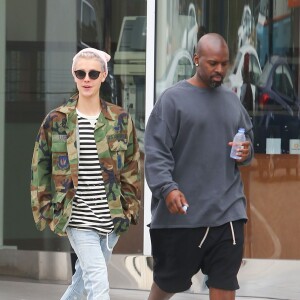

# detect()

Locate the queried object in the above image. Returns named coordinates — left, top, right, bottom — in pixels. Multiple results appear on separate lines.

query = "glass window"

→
left=154, top=1, right=300, bottom=297
left=233, top=52, right=242, bottom=74
left=155, top=0, right=199, bottom=99
left=4, top=0, right=146, bottom=254
left=81, top=0, right=98, bottom=48
left=272, top=65, right=294, bottom=99
left=1, top=0, right=300, bottom=297
left=155, top=0, right=300, bottom=263
left=249, top=54, right=261, bottom=84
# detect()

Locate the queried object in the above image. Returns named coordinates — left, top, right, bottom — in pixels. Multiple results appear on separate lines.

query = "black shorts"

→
left=150, top=220, right=245, bottom=293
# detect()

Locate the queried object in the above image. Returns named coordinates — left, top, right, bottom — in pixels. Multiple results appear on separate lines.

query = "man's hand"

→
left=165, top=190, right=188, bottom=214
left=228, top=140, right=251, bottom=163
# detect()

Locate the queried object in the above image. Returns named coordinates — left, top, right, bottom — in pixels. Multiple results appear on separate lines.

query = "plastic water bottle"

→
left=230, top=128, right=246, bottom=159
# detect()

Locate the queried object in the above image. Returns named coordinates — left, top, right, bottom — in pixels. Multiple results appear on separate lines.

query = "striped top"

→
left=68, top=110, right=114, bottom=234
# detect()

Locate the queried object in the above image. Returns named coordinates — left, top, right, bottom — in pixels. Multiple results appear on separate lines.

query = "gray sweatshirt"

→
left=144, top=80, right=254, bottom=228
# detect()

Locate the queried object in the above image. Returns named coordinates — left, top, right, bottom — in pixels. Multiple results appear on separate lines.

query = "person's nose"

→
left=83, top=75, right=90, bottom=81
left=215, top=64, right=222, bottom=72
left=215, top=63, right=226, bottom=74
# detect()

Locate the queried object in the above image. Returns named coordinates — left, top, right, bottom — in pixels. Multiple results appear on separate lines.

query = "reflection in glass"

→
left=155, top=0, right=199, bottom=99
left=4, top=0, right=146, bottom=254
left=155, top=1, right=300, bottom=262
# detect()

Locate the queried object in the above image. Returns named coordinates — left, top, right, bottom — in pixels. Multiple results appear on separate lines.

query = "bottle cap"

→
left=182, top=205, right=188, bottom=212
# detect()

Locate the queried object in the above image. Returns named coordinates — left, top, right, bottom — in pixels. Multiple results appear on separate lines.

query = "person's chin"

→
left=210, top=81, right=222, bottom=88
left=80, top=89, right=94, bottom=97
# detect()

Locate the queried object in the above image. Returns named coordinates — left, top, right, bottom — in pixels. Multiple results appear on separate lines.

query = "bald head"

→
left=196, top=33, right=228, bottom=57
left=191, top=33, right=230, bottom=88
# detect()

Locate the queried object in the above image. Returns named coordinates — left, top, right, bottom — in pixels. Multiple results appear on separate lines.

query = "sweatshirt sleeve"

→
left=237, top=105, right=254, bottom=166
left=144, top=101, right=178, bottom=200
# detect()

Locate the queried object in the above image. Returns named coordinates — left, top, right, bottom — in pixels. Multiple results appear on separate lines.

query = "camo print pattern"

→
left=31, top=95, right=141, bottom=236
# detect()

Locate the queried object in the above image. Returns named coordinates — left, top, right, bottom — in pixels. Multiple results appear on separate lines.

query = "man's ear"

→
left=193, top=54, right=199, bottom=66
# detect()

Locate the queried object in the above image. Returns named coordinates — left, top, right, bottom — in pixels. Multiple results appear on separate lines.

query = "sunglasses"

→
left=74, top=70, right=101, bottom=80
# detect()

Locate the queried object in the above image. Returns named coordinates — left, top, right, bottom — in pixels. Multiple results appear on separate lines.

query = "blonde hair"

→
left=71, top=48, right=111, bottom=74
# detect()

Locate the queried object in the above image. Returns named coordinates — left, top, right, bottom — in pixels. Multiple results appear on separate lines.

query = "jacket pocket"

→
left=107, top=137, right=128, bottom=170
left=50, top=191, right=72, bottom=234
left=51, top=142, right=71, bottom=175
left=107, top=138, right=128, bottom=151
left=52, top=192, right=66, bottom=216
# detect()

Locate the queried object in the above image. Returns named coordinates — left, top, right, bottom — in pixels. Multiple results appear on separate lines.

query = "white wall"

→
left=143, top=0, right=156, bottom=256
left=0, top=0, right=5, bottom=248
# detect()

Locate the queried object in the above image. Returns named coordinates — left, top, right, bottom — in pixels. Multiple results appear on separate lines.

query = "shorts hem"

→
left=154, top=278, right=191, bottom=294
left=206, top=279, right=240, bottom=291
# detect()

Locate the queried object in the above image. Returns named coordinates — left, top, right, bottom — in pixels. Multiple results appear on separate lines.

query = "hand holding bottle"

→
left=229, top=128, right=251, bottom=161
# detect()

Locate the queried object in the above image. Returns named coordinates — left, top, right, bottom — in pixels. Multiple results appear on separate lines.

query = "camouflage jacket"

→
left=31, top=95, right=141, bottom=236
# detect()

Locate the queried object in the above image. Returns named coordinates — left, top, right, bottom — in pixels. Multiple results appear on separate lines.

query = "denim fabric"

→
left=60, top=228, right=119, bottom=300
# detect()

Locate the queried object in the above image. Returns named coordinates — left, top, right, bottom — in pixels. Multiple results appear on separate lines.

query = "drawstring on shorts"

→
left=230, top=221, right=236, bottom=245
left=199, top=227, right=210, bottom=248
left=198, top=221, right=237, bottom=248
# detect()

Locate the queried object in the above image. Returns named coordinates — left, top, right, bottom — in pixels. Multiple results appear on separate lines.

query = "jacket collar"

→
left=56, top=94, right=114, bottom=121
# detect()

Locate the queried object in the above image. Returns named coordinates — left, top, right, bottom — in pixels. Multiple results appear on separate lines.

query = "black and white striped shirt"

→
left=68, top=110, right=114, bottom=234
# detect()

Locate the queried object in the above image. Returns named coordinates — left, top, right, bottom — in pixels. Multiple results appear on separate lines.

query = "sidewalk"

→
left=0, top=277, right=270, bottom=300
left=1, top=257, right=299, bottom=300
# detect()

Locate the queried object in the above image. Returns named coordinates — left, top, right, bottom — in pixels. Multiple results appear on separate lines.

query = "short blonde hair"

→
left=72, top=48, right=111, bottom=74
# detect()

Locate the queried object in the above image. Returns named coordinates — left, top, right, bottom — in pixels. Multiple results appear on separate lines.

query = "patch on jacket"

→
left=52, top=135, right=67, bottom=142
left=57, top=155, right=69, bottom=170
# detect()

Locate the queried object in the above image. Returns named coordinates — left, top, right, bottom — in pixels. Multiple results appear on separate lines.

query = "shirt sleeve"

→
left=237, top=105, right=254, bottom=166
left=30, top=116, right=53, bottom=231
left=120, top=114, right=142, bottom=225
left=144, top=102, right=178, bottom=200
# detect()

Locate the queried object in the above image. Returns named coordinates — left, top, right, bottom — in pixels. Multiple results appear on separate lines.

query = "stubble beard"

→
left=209, top=78, right=223, bottom=88
left=198, top=72, right=223, bottom=88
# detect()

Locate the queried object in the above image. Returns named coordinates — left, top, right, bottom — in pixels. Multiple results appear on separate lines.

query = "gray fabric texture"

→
left=144, top=80, right=254, bottom=228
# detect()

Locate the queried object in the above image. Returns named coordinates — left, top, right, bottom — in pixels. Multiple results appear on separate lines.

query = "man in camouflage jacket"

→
left=31, top=94, right=141, bottom=236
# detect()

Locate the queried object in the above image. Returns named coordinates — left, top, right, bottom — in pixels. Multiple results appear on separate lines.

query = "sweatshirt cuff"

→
left=161, top=183, right=179, bottom=200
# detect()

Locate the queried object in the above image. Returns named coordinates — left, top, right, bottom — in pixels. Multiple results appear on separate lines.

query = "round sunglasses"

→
left=74, top=70, right=101, bottom=80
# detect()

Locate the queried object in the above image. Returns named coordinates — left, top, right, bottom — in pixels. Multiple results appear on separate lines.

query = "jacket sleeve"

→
left=120, top=114, right=141, bottom=225
left=144, top=104, right=179, bottom=200
left=30, top=116, right=53, bottom=231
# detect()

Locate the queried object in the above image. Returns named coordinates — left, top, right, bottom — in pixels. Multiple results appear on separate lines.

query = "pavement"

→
left=1, top=257, right=299, bottom=299
left=0, top=277, right=277, bottom=300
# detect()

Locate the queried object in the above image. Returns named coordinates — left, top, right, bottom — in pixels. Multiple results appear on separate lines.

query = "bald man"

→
left=144, top=33, right=254, bottom=300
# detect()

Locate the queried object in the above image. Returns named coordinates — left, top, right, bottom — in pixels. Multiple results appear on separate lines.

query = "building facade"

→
left=0, top=0, right=300, bottom=298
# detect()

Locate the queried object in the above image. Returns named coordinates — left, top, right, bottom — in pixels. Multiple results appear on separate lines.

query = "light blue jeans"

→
left=60, top=227, right=119, bottom=300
